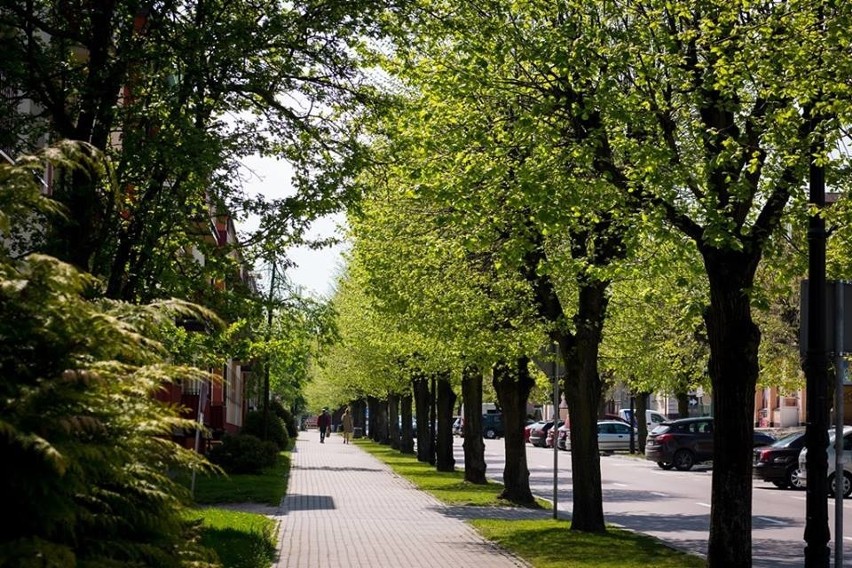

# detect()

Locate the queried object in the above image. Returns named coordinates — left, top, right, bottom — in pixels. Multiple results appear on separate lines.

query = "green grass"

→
left=190, top=508, right=278, bottom=568
left=356, top=439, right=547, bottom=507
left=471, top=518, right=704, bottom=568
left=191, top=451, right=291, bottom=506
left=357, top=439, right=704, bottom=568
left=187, top=445, right=292, bottom=567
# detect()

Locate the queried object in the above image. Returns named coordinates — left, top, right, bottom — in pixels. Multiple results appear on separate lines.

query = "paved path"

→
left=274, top=430, right=532, bottom=567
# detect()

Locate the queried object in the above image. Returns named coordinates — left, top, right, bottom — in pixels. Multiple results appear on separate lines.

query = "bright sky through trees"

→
left=240, top=153, right=347, bottom=297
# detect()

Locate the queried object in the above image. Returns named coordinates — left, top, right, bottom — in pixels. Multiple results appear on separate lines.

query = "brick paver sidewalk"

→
left=274, top=430, right=531, bottom=567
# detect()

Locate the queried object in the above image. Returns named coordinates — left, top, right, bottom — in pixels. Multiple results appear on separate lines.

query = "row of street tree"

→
left=309, top=2, right=852, bottom=567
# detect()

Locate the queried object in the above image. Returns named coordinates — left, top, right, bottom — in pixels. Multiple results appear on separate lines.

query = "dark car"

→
left=646, top=416, right=715, bottom=470
left=646, top=417, right=778, bottom=471
left=753, top=430, right=806, bottom=489
left=529, top=420, right=562, bottom=447
left=482, top=413, right=504, bottom=439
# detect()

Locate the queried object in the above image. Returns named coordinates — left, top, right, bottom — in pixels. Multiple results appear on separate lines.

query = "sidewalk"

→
left=274, top=430, right=535, bottom=567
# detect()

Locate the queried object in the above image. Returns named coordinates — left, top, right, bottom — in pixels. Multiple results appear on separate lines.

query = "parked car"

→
left=482, top=413, right=504, bottom=439
left=798, top=425, right=852, bottom=498
left=558, top=420, right=637, bottom=452
left=753, top=431, right=778, bottom=448
left=618, top=409, right=668, bottom=430
left=645, top=416, right=714, bottom=470
left=753, top=430, right=807, bottom=489
left=524, top=420, right=542, bottom=443
left=529, top=420, right=561, bottom=447
left=646, top=417, right=777, bottom=471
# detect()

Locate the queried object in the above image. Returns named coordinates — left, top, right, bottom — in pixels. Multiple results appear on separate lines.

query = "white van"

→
left=618, top=409, right=668, bottom=430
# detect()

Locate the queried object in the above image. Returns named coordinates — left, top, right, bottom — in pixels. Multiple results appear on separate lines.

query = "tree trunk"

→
left=435, top=373, right=456, bottom=472
left=700, top=248, right=761, bottom=567
left=400, top=393, right=414, bottom=454
left=635, top=391, right=650, bottom=454
left=376, top=399, right=389, bottom=445
left=676, top=391, right=690, bottom=419
left=559, top=279, right=608, bottom=533
left=367, top=396, right=379, bottom=442
left=493, top=358, right=536, bottom=506
left=413, top=376, right=432, bottom=463
left=461, top=365, right=486, bottom=484
left=353, top=399, right=366, bottom=431
left=429, top=375, right=436, bottom=465
left=388, top=394, right=400, bottom=450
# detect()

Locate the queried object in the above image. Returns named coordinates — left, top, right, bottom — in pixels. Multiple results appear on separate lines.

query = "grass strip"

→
left=190, top=508, right=278, bottom=568
left=192, top=451, right=291, bottom=506
left=356, top=439, right=533, bottom=506
left=357, top=438, right=704, bottom=568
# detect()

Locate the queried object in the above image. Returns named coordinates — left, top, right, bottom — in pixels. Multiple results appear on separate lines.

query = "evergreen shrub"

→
left=207, top=434, right=278, bottom=474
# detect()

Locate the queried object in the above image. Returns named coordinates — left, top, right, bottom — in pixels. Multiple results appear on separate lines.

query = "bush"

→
left=270, top=400, right=298, bottom=440
left=0, top=145, right=221, bottom=568
left=207, top=434, right=279, bottom=474
left=242, top=410, right=289, bottom=450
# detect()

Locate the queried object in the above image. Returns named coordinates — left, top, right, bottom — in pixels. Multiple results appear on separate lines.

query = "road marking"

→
left=651, top=492, right=668, bottom=497
left=844, top=536, right=852, bottom=542
left=611, top=483, right=628, bottom=488
left=696, top=502, right=711, bottom=508
left=756, top=516, right=787, bottom=526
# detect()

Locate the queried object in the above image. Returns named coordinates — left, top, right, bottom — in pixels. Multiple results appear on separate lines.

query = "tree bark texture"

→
left=367, top=396, right=379, bottom=442
left=388, top=394, right=400, bottom=450
left=559, top=279, right=609, bottom=533
left=635, top=391, right=650, bottom=454
left=493, top=358, right=536, bottom=506
left=413, top=376, right=433, bottom=463
left=700, top=247, right=760, bottom=568
left=461, top=365, right=487, bottom=484
left=435, top=373, right=456, bottom=472
left=375, top=399, right=389, bottom=445
left=400, top=393, right=414, bottom=454
left=676, top=391, right=690, bottom=419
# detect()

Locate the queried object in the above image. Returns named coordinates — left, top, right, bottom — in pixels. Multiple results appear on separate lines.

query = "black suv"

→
left=646, top=417, right=776, bottom=471
left=645, top=416, right=714, bottom=471
left=482, top=413, right=504, bottom=439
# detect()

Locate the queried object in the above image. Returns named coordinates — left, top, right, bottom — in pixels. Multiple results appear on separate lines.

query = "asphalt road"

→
left=452, top=437, right=852, bottom=567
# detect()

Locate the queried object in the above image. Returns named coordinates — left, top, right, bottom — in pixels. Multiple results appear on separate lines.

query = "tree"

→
left=1, top=0, right=380, bottom=301
left=0, top=143, right=219, bottom=567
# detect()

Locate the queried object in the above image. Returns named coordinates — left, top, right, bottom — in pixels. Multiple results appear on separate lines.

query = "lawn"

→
left=192, top=451, right=291, bottom=506
left=188, top=446, right=292, bottom=568
left=356, top=439, right=704, bottom=568
left=190, top=507, right=278, bottom=568
left=356, top=440, right=549, bottom=507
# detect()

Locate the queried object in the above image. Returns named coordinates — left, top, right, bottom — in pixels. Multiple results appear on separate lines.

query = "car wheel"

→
left=787, top=466, right=805, bottom=490
left=829, top=471, right=852, bottom=498
left=673, top=449, right=695, bottom=471
left=485, top=428, right=496, bottom=439
left=657, top=461, right=674, bottom=470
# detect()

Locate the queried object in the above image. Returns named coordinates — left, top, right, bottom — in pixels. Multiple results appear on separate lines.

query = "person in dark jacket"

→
left=317, top=408, right=331, bottom=443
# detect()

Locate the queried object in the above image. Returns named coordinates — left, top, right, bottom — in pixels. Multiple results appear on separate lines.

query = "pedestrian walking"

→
left=317, top=408, right=331, bottom=443
left=341, top=407, right=354, bottom=444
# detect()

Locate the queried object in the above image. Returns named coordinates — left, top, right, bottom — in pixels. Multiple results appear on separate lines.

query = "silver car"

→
left=560, top=420, right=637, bottom=452
left=798, top=425, right=852, bottom=498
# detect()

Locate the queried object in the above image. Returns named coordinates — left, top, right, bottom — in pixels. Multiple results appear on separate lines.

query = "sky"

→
left=239, top=154, right=347, bottom=298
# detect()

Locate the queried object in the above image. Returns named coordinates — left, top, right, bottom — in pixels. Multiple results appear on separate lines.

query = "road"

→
left=452, top=437, right=852, bottom=567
